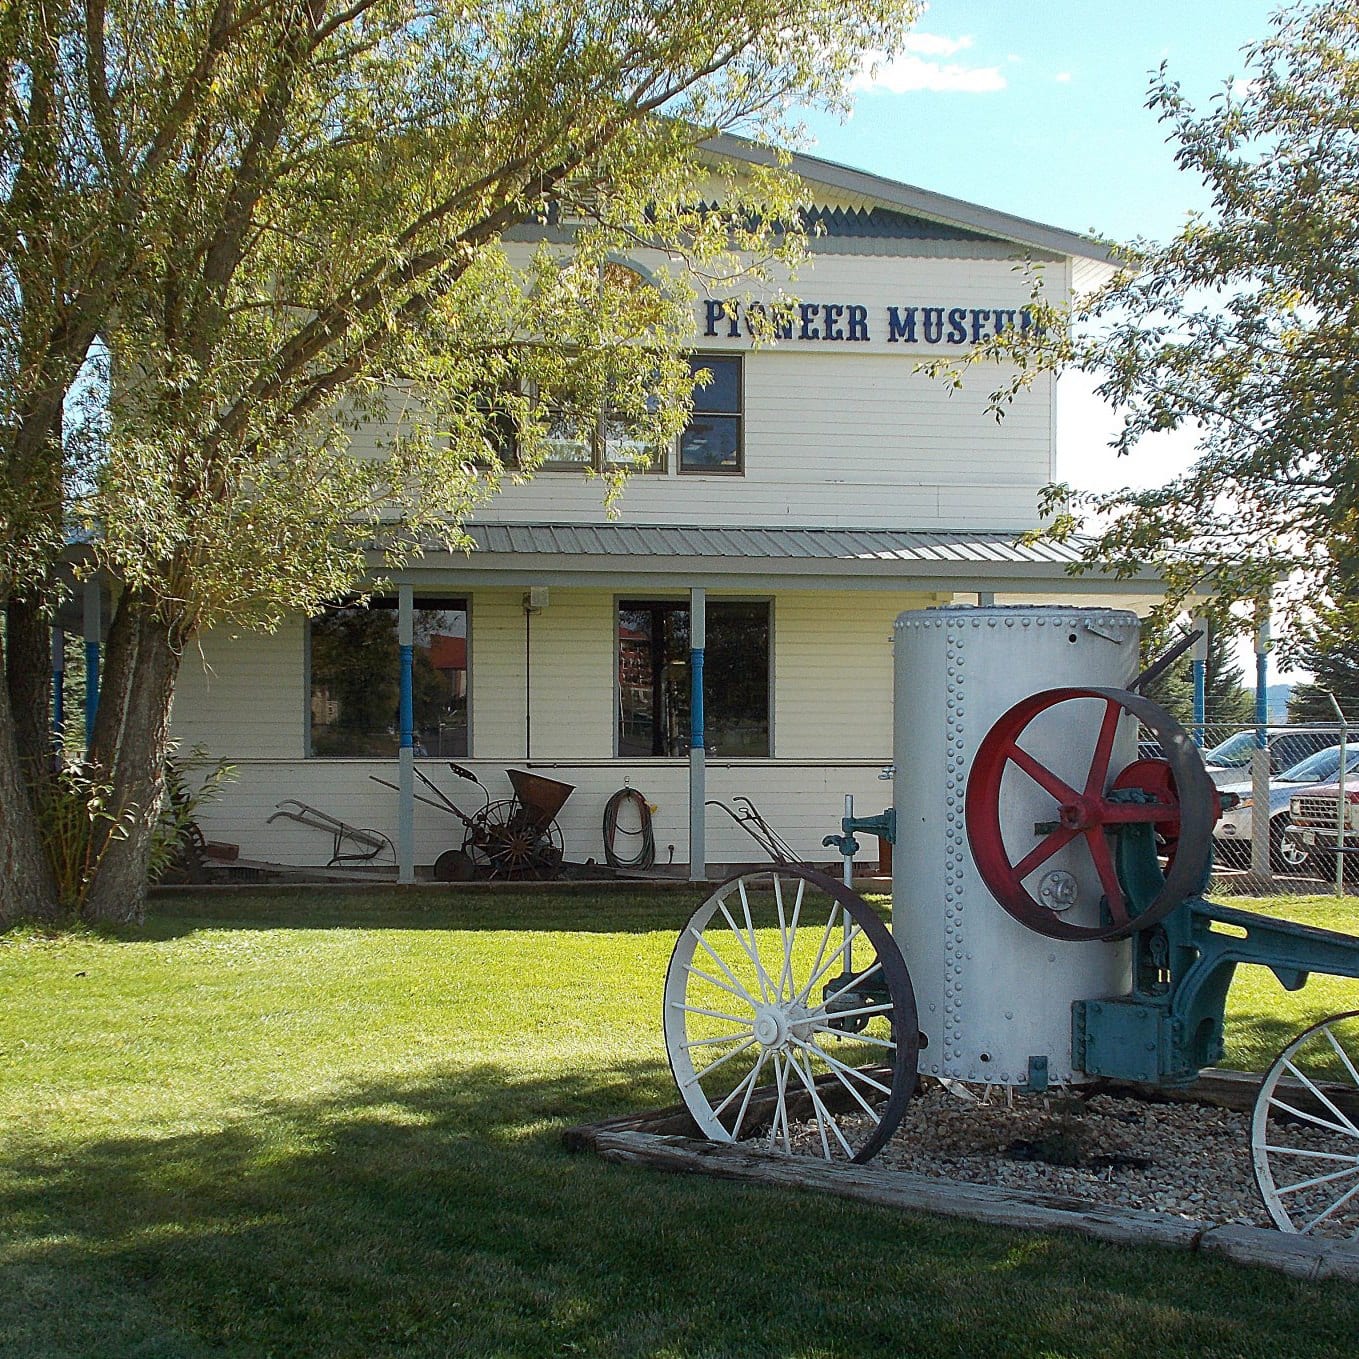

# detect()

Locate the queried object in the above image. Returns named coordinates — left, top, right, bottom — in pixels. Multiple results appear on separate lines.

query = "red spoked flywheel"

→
left=964, top=686, right=1216, bottom=941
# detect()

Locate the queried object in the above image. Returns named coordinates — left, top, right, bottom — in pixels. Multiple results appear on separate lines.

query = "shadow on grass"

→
left=133, top=886, right=894, bottom=940
left=4, top=1060, right=1358, bottom=1359
left=131, top=887, right=714, bottom=939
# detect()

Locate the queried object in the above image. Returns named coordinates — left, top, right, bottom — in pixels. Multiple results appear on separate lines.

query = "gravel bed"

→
left=787, top=1081, right=1277, bottom=1228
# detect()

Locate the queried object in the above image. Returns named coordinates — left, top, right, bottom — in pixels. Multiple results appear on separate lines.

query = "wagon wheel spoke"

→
left=1252, top=1010, right=1359, bottom=1237
left=662, top=866, right=918, bottom=1164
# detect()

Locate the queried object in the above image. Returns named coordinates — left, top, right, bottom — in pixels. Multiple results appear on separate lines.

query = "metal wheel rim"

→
left=464, top=800, right=564, bottom=879
left=1252, top=1010, right=1359, bottom=1237
left=662, top=865, right=918, bottom=1164
left=965, top=686, right=1215, bottom=941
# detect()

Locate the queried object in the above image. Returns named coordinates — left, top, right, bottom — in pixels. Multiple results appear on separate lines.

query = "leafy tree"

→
left=0, top=0, right=922, bottom=923
left=949, top=1, right=1359, bottom=635
left=1288, top=605, right=1359, bottom=723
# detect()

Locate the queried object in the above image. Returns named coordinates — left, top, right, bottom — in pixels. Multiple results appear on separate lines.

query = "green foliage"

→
left=1140, top=619, right=1195, bottom=726
left=950, top=1, right=1359, bottom=636
left=1204, top=620, right=1255, bottom=726
left=31, top=763, right=132, bottom=916
left=147, top=750, right=236, bottom=884
left=1288, top=603, right=1359, bottom=723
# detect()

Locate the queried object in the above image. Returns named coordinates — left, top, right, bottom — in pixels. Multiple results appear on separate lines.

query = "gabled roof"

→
left=706, top=133, right=1121, bottom=288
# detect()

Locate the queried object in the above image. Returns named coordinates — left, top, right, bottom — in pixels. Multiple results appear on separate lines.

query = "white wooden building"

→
left=162, top=139, right=1161, bottom=877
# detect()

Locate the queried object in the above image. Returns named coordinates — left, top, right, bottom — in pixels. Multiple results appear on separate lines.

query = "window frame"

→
left=613, top=594, right=772, bottom=759
left=678, top=353, right=744, bottom=477
left=306, top=595, right=472, bottom=759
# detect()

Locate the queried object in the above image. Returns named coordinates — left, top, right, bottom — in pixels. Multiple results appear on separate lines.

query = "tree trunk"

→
left=6, top=596, right=52, bottom=773
left=81, top=591, right=183, bottom=925
left=0, top=631, right=58, bottom=926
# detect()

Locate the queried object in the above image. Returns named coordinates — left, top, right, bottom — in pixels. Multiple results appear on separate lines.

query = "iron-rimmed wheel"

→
left=965, top=686, right=1217, bottom=941
left=464, top=800, right=564, bottom=879
left=663, top=865, right=918, bottom=1163
left=1252, top=1010, right=1359, bottom=1237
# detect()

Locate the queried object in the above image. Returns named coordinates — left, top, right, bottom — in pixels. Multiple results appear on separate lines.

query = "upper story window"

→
left=531, top=351, right=744, bottom=476
left=540, top=401, right=664, bottom=472
left=679, top=355, right=742, bottom=474
left=309, top=598, right=469, bottom=757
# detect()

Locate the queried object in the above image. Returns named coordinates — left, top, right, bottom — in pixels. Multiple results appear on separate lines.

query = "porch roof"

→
left=403, top=522, right=1162, bottom=596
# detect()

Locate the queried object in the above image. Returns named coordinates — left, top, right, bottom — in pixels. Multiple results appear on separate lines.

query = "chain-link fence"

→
left=1163, top=720, right=1359, bottom=897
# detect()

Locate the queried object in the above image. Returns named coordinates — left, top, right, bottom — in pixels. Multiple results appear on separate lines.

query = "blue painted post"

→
left=1250, top=607, right=1272, bottom=878
left=83, top=581, right=101, bottom=748
left=398, top=585, right=415, bottom=884
left=51, top=627, right=65, bottom=744
left=689, top=587, right=706, bottom=882
left=1191, top=616, right=1208, bottom=747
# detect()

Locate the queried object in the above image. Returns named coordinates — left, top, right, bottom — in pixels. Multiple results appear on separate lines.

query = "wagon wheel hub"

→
left=752, top=1006, right=790, bottom=1049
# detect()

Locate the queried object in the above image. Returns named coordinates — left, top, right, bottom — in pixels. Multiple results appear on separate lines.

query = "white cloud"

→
left=852, top=36, right=1007, bottom=94
left=901, top=33, right=974, bottom=58
left=1055, top=71, right=1072, bottom=84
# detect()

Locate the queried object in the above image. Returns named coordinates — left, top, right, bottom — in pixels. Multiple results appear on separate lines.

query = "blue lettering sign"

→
left=970, top=309, right=991, bottom=343
left=822, top=303, right=845, bottom=341
left=847, top=304, right=870, bottom=341
left=886, top=307, right=917, bottom=343
left=798, top=303, right=821, bottom=340
left=703, top=300, right=725, bottom=337
left=922, top=307, right=945, bottom=344
left=947, top=307, right=967, bottom=344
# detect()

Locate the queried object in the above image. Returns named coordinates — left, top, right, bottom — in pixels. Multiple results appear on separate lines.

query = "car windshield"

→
left=1204, top=731, right=1257, bottom=768
left=1278, top=745, right=1359, bottom=783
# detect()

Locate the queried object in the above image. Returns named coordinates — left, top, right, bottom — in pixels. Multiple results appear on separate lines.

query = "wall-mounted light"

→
left=523, top=586, right=549, bottom=614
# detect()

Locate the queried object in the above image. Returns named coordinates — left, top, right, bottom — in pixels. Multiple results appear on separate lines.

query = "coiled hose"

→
left=603, top=786, right=656, bottom=870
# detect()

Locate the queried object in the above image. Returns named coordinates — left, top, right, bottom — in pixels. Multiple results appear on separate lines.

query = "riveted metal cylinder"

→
left=892, top=605, right=1141, bottom=1083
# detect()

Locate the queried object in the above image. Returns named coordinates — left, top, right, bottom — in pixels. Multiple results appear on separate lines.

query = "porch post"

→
left=1190, top=616, right=1208, bottom=746
left=82, top=579, right=101, bottom=747
left=1250, top=604, right=1272, bottom=879
left=398, top=584, right=415, bottom=884
left=689, top=586, right=706, bottom=882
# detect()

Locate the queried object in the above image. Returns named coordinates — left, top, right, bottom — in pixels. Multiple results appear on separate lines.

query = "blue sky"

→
left=801, top=2, right=1306, bottom=675
left=801, top=0, right=1293, bottom=243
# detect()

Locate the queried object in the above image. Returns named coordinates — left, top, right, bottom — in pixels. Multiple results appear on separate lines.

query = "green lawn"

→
left=2, top=887, right=1357, bottom=1359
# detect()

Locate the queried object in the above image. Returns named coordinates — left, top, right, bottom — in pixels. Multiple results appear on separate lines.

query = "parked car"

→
left=1214, top=744, right=1359, bottom=872
left=1285, top=780, right=1359, bottom=883
left=1201, top=728, right=1357, bottom=789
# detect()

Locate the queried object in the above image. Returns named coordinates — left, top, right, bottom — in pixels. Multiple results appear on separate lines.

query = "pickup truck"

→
left=1284, top=783, right=1359, bottom=881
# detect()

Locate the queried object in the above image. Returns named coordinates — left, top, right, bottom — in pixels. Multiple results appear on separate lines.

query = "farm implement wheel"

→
left=965, top=686, right=1217, bottom=941
left=464, top=800, right=564, bottom=880
left=663, top=865, right=918, bottom=1164
left=1252, top=1010, right=1359, bottom=1237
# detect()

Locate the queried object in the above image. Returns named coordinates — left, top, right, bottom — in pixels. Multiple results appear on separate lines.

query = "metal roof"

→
left=704, top=134, right=1121, bottom=272
left=463, top=522, right=1090, bottom=567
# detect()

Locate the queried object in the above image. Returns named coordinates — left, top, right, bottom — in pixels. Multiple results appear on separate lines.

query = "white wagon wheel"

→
left=663, top=865, right=918, bottom=1164
left=1251, top=1010, right=1359, bottom=1237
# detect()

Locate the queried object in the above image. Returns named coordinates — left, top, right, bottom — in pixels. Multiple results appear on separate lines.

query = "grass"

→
left=1, top=887, right=1357, bottom=1358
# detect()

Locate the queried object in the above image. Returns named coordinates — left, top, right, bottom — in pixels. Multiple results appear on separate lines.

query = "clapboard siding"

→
left=472, top=357, right=1053, bottom=530
left=172, top=621, right=305, bottom=759
left=175, top=586, right=930, bottom=864
left=191, top=757, right=894, bottom=870
left=341, top=246, right=1064, bottom=532
left=774, top=590, right=937, bottom=759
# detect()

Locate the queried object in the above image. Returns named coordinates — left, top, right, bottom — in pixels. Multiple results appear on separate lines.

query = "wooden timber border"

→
left=563, top=1070, right=1359, bottom=1282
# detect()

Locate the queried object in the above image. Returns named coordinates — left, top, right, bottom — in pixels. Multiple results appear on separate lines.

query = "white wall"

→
left=173, top=586, right=939, bottom=867
left=345, top=250, right=1066, bottom=532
